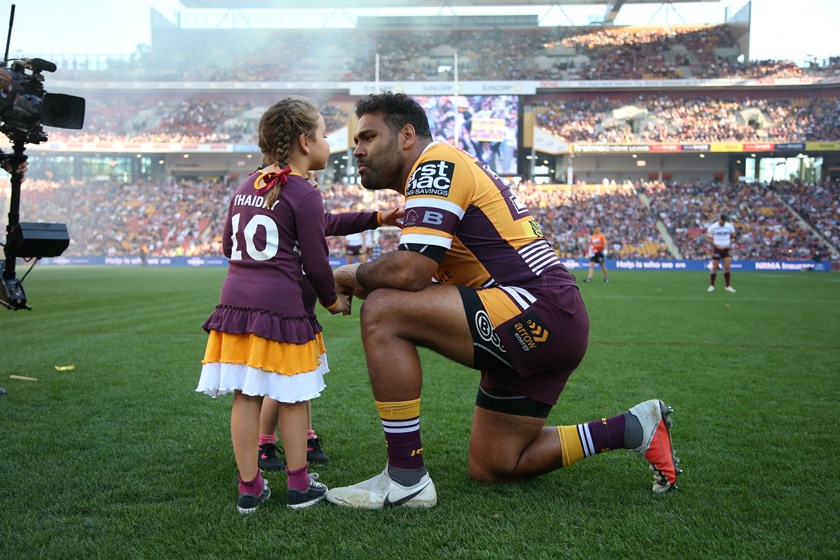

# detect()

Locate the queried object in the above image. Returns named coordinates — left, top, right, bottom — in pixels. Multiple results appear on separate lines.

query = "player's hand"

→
left=380, top=206, right=405, bottom=228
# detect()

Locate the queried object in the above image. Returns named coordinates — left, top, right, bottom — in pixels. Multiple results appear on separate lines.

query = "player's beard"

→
left=358, top=137, right=403, bottom=192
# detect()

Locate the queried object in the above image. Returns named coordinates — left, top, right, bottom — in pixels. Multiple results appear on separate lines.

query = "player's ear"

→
left=400, top=124, right=416, bottom=148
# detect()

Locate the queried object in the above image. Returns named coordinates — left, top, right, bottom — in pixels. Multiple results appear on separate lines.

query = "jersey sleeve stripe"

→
left=400, top=233, right=453, bottom=249
left=518, top=240, right=561, bottom=275
left=405, top=197, right=466, bottom=219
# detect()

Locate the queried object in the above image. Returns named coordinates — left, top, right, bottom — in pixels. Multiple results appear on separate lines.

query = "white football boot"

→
left=326, top=467, right=437, bottom=509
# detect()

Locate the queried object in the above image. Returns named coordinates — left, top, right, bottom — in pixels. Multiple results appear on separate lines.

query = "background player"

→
left=707, top=213, right=737, bottom=293
left=584, top=224, right=609, bottom=283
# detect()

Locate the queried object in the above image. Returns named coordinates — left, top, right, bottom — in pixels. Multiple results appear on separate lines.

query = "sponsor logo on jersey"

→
left=509, top=312, right=550, bottom=352
left=403, top=209, right=421, bottom=228
left=524, top=219, right=543, bottom=237
left=475, top=310, right=506, bottom=353
left=406, top=160, right=454, bottom=197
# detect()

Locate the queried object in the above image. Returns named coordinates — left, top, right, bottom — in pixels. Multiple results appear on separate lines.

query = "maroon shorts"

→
left=712, top=247, right=731, bottom=260
left=458, top=282, right=589, bottom=406
left=345, top=245, right=363, bottom=257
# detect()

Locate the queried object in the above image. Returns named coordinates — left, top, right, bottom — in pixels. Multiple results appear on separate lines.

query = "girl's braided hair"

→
left=257, top=95, right=320, bottom=209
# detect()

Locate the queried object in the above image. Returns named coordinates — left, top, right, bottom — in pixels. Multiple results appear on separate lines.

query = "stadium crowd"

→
left=644, top=180, right=832, bottom=260
left=50, top=23, right=840, bottom=84
left=41, top=91, right=839, bottom=147
left=4, top=176, right=835, bottom=263
left=3, top=18, right=836, bottom=266
left=530, top=94, right=840, bottom=144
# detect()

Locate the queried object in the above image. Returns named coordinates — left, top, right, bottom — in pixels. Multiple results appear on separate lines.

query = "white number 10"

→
left=229, top=212, right=280, bottom=261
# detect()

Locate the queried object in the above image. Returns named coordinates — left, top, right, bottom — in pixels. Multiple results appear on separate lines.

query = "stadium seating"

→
left=4, top=176, right=834, bottom=261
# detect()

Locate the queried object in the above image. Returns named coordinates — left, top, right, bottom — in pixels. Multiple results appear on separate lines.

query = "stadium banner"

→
left=535, top=76, right=838, bottom=89
left=710, top=142, right=743, bottom=152
left=52, top=75, right=840, bottom=94
left=34, top=256, right=830, bottom=272
left=805, top=142, right=840, bottom=151
left=774, top=143, right=806, bottom=151
left=530, top=139, right=835, bottom=155
left=32, top=137, right=836, bottom=157
left=348, top=81, right=537, bottom=96
left=743, top=143, right=774, bottom=152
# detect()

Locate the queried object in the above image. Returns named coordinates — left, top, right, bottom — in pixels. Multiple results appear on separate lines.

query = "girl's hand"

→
left=381, top=206, right=404, bottom=228
left=328, top=293, right=351, bottom=316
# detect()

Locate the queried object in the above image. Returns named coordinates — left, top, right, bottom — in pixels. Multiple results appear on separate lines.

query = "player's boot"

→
left=724, top=286, right=736, bottom=293
left=326, top=467, right=437, bottom=510
left=707, top=285, right=715, bottom=292
left=627, top=399, right=681, bottom=494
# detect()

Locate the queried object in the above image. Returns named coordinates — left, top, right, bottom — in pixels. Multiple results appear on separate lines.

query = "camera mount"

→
left=0, top=4, right=83, bottom=310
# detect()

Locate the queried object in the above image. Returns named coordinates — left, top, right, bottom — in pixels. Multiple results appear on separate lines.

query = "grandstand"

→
left=1, top=0, right=838, bottom=266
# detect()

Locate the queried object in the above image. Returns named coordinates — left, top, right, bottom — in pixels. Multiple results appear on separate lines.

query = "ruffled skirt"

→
left=197, top=330, right=328, bottom=403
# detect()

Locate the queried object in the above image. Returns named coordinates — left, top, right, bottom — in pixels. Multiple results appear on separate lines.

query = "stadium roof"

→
left=180, top=1, right=720, bottom=23
left=177, top=1, right=724, bottom=27
left=181, top=1, right=715, bottom=6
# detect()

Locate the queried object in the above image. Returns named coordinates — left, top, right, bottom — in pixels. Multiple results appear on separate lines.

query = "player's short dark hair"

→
left=355, top=92, right=432, bottom=140
left=720, top=213, right=728, bottom=220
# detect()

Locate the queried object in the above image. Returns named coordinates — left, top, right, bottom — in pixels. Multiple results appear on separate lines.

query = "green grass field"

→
left=1, top=266, right=838, bottom=559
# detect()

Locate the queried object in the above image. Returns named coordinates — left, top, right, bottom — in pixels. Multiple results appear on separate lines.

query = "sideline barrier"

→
left=28, top=256, right=832, bottom=272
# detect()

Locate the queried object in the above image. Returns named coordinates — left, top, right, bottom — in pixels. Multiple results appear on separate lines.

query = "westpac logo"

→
left=406, top=160, right=454, bottom=197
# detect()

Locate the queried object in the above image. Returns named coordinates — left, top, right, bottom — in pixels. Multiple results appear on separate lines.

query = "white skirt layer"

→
left=196, top=352, right=329, bottom=403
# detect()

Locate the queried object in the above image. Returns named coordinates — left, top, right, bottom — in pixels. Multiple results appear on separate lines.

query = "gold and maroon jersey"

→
left=400, top=142, right=575, bottom=289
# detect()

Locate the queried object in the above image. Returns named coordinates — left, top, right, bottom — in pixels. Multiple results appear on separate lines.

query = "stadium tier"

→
left=1, top=7, right=838, bottom=265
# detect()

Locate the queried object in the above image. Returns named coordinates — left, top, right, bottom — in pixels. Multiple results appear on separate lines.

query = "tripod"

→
left=1, top=139, right=29, bottom=309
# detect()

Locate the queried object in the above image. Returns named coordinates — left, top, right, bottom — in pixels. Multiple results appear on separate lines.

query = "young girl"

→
left=257, top=172, right=404, bottom=472
left=197, top=96, right=351, bottom=513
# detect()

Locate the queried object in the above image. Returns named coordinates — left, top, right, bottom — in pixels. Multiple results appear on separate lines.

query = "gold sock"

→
left=375, top=398, right=421, bottom=421
left=557, top=425, right=586, bottom=468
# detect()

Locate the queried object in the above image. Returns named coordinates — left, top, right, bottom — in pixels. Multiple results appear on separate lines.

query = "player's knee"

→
left=468, top=453, right=515, bottom=483
left=359, top=290, right=399, bottom=330
left=468, top=456, right=498, bottom=482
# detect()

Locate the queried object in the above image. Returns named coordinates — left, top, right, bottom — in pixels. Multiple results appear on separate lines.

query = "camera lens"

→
left=41, top=93, right=85, bottom=129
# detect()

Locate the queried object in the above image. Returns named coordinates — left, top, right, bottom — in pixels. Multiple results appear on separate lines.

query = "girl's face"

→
left=306, top=114, right=330, bottom=171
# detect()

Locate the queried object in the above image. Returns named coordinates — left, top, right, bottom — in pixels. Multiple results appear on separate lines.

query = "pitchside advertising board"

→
left=37, top=256, right=830, bottom=272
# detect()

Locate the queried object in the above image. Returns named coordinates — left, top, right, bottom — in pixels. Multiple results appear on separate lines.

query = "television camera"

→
left=0, top=4, right=85, bottom=310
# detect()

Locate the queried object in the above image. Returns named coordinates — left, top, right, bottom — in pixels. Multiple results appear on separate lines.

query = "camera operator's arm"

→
left=0, top=151, right=27, bottom=178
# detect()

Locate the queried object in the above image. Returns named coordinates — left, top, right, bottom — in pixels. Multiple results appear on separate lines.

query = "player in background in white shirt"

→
left=706, top=213, right=737, bottom=293
left=344, top=231, right=367, bottom=264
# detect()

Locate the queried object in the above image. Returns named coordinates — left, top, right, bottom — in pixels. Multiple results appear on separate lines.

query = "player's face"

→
left=353, top=113, right=404, bottom=192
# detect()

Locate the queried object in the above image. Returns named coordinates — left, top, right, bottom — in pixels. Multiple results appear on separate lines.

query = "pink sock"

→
left=286, top=464, right=310, bottom=493
left=259, top=433, right=277, bottom=446
left=238, top=470, right=263, bottom=496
